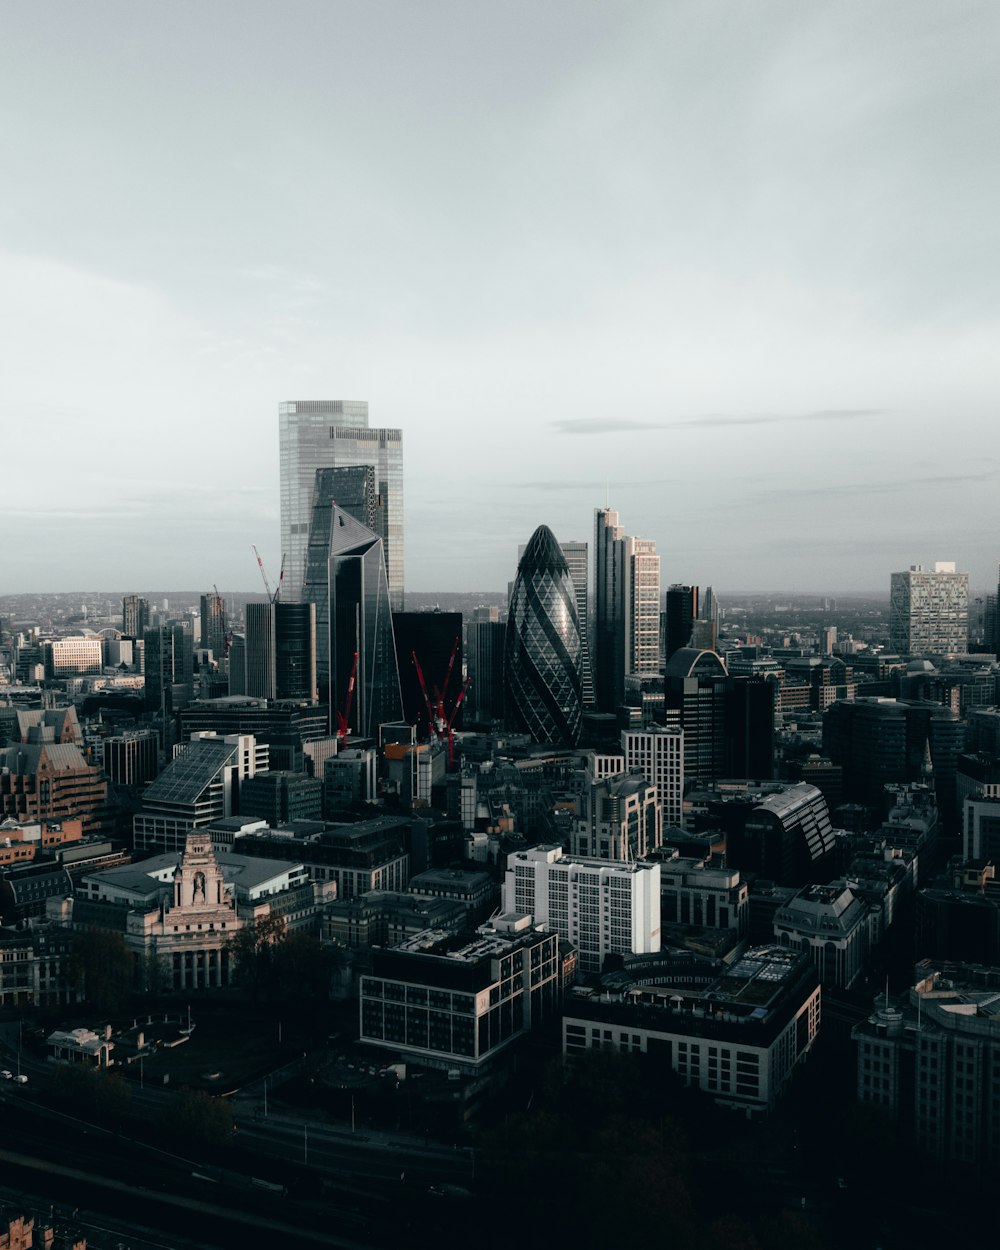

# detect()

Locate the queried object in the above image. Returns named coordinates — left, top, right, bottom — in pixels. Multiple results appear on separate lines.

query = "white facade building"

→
left=622, top=726, right=684, bottom=830
left=503, top=845, right=660, bottom=974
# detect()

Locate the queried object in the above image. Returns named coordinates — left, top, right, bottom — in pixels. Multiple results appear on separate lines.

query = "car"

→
left=0, top=1071, right=12, bottom=1080
left=14, top=1075, right=27, bottom=1085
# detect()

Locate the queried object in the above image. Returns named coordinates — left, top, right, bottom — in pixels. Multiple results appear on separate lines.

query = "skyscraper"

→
left=520, top=538, right=595, bottom=709
left=593, top=507, right=625, bottom=714
left=663, top=585, right=698, bottom=664
left=122, top=594, right=149, bottom=639
left=625, top=535, right=660, bottom=676
left=306, top=500, right=401, bottom=735
left=199, top=592, right=227, bottom=657
left=238, top=604, right=318, bottom=705
left=505, top=525, right=584, bottom=746
left=279, top=401, right=403, bottom=607
left=889, top=562, right=969, bottom=656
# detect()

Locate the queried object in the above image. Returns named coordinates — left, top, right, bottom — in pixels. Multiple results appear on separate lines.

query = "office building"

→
left=102, top=731, right=159, bottom=788
left=572, top=771, right=660, bottom=861
left=662, top=646, right=729, bottom=787
left=359, top=917, right=560, bottom=1071
left=133, top=733, right=266, bottom=854
left=773, top=882, right=872, bottom=989
left=622, top=726, right=684, bottom=831
left=0, top=742, right=108, bottom=835
left=305, top=493, right=402, bottom=733
left=199, top=592, right=227, bottom=658
left=279, top=400, right=403, bottom=607
left=122, top=594, right=149, bottom=639
left=466, top=618, right=506, bottom=725
left=143, top=624, right=194, bottom=718
left=563, top=945, right=820, bottom=1116
left=593, top=507, right=626, bottom=713
left=853, top=960, right=1000, bottom=1169
left=520, top=539, right=594, bottom=710
left=657, top=852, right=749, bottom=938
left=663, top=585, right=698, bottom=666
left=244, top=602, right=317, bottom=703
left=504, top=844, right=661, bottom=974
left=504, top=525, right=584, bottom=747
left=889, top=562, right=969, bottom=656
left=625, top=535, right=660, bottom=676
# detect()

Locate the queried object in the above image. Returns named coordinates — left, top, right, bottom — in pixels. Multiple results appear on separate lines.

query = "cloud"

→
left=551, top=409, right=884, bottom=434
left=755, top=467, right=1000, bottom=502
left=508, top=478, right=676, bottom=491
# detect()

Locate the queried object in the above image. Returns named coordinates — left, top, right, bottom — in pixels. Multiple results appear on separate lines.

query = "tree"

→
left=224, top=914, right=287, bottom=999
left=69, top=928, right=135, bottom=1014
left=159, top=1089, right=234, bottom=1150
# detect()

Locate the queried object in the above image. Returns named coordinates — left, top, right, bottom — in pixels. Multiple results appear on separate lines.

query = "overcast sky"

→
left=3, top=1, right=997, bottom=595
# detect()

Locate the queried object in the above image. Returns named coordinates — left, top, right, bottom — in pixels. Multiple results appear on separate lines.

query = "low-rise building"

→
left=359, top=915, right=560, bottom=1072
left=408, top=868, right=498, bottom=926
left=773, top=882, right=873, bottom=989
left=563, top=945, right=820, bottom=1116
left=853, top=959, right=1000, bottom=1169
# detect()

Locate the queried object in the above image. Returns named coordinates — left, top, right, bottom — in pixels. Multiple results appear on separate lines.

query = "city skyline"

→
left=3, top=3, right=997, bottom=594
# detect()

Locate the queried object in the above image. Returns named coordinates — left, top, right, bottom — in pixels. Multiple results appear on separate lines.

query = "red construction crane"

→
left=411, top=636, right=467, bottom=767
left=335, top=651, right=359, bottom=739
left=251, top=547, right=286, bottom=604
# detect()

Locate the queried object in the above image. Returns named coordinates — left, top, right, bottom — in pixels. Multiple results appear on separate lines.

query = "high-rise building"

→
left=889, top=562, right=969, bottom=656
left=521, top=539, right=594, bottom=710
left=466, top=616, right=506, bottom=726
left=663, top=585, right=698, bottom=665
left=143, top=625, right=194, bottom=718
left=558, top=542, right=594, bottom=709
left=122, top=595, right=149, bottom=639
left=504, top=525, right=584, bottom=747
left=593, top=507, right=626, bottom=713
left=279, top=401, right=403, bottom=607
left=622, top=725, right=684, bottom=831
left=305, top=501, right=402, bottom=735
left=625, top=535, right=660, bottom=676
left=243, top=602, right=317, bottom=704
left=504, top=844, right=661, bottom=974
left=199, top=592, right=227, bottom=658
left=663, top=646, right=730, bottom=788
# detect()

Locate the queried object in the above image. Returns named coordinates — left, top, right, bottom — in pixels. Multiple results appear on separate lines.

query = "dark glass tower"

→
left=504, top=525, right=583, bottom=746
left=306, top=497, right=402, bottom=735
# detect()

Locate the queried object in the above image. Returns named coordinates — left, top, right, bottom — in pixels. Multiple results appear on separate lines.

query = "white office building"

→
left=503, top=845, right=660, bottom=974
left=622, top=726, right=684, bottom=830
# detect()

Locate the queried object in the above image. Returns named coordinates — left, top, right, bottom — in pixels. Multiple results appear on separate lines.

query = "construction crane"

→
left=410, top=636, right=468, bottom=766
left=335, top=651, right=359, bottom=739
left=251, top=546, right=286, bottom=605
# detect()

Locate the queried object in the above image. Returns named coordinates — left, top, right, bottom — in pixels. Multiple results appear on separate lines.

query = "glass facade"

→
left=305, top=500, right=401, bottom=734
left=279, top=401, right=404, bottom=608
left=504, top=525, right=584, bottom=747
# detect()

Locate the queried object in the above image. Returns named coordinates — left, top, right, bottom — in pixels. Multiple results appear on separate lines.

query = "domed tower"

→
left=504, top=525, right=584, bottom=746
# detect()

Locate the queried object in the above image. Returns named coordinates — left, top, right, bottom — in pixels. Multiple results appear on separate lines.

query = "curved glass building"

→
left=504, top=525, right=584, bottom=746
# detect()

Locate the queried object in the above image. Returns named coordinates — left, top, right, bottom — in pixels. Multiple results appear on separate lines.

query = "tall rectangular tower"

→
left=625, top=535, right=660, bottom=676
left=593, top=508, right=626, bottom=714
left=889, top=562, right=969, bottom=656
left=279, top=400, right=404, bottom=608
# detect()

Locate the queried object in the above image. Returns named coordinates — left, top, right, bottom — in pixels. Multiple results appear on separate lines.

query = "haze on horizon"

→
left=2, top=2, right=997, bottom=596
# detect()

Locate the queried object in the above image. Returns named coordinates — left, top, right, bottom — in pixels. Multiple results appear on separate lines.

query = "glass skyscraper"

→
left=305, top=498, right=401, bottom=735
left=279, top=400, right=403, bottom=608
left=504, top=525, right=583, bottom=747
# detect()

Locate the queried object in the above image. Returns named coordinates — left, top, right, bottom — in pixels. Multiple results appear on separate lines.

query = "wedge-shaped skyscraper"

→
left=305, top=492, right=401, bottom=736
left=504, top=525, right=583, bottom=746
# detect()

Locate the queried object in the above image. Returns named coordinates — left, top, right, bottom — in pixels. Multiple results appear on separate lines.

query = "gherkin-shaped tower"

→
left=504, top=525, right=584, bottom=746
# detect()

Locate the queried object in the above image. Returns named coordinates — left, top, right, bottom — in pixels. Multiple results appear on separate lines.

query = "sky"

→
left=2, top=1, right=998, bottom=595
